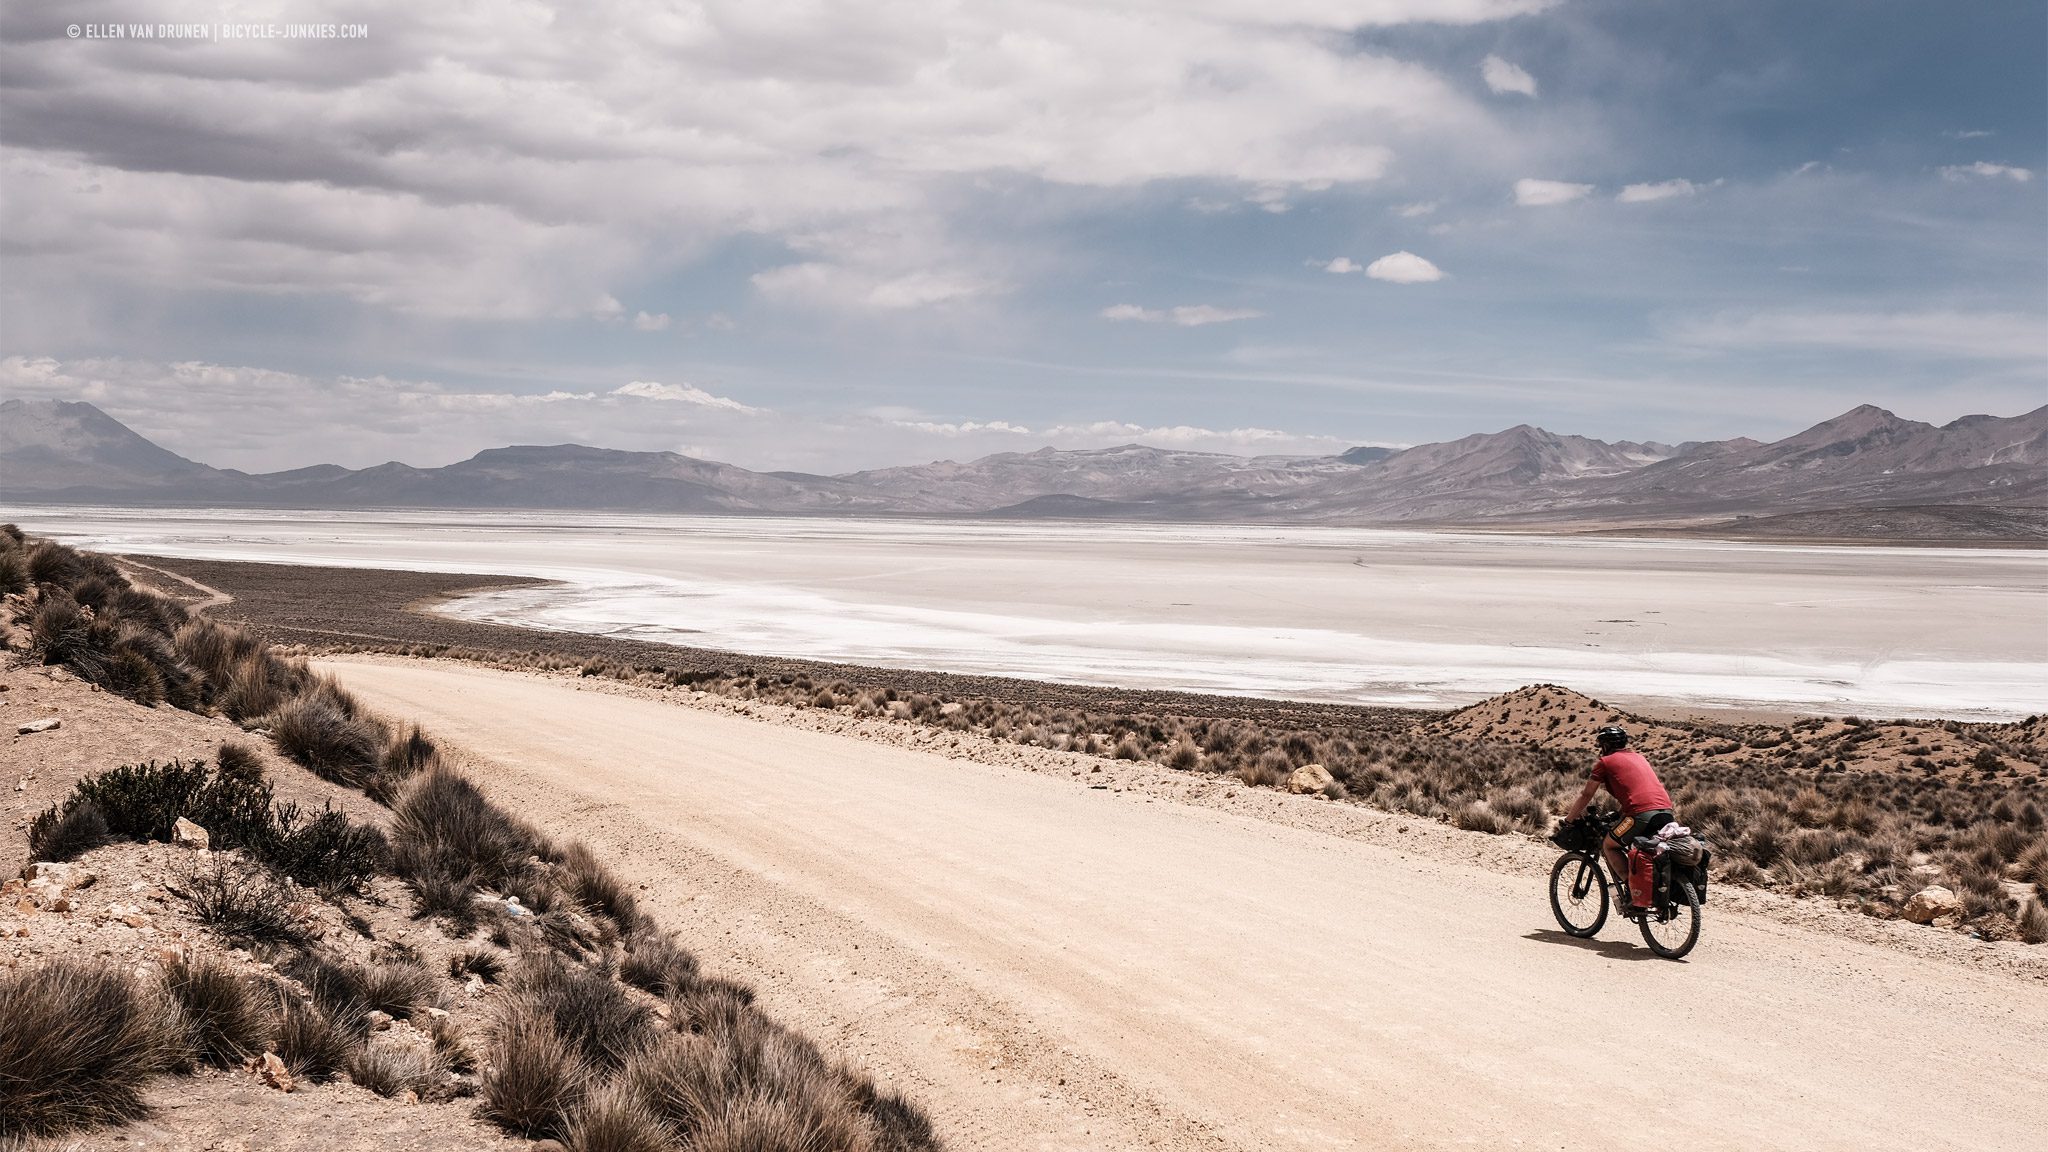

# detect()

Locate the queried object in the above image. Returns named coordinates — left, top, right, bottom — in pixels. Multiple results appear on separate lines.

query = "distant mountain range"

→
left=3, top=398, right=2045, bottom=534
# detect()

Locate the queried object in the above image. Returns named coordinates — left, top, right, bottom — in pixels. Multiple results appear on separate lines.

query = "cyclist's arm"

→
left=1565, top=775, right=1601, bottom=821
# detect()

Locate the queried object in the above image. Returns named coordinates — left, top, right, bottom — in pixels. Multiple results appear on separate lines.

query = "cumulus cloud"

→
left=0, top=0, right=1535, bottom=322
left=1617, top=179, right=1697, bottom=203
left=1941, top=162, right=2033, bottom=183
left=1664, top=310, right=2048, bottom=361
left=1480, top=55, right=1538, bottom=97
left=631, top=311, right=673, bottom=331
left=1364, top=251, right=1444, bottom=283
left=611, top=381, right=761, bottom=413
left=1515, top=178, right=1594, bottom=206
left=1321, top=257, right=1363, bottom=274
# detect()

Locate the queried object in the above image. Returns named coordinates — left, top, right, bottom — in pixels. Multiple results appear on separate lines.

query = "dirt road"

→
left=323, top=658, right=2048, bottom=1152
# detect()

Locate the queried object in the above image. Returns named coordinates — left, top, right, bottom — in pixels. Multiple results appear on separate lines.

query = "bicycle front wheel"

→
left=1549, top=853, right=1609, bottom=937
left=1640, top=879, right=1702, bottom=959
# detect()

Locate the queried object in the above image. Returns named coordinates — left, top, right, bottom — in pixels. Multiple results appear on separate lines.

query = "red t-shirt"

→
left=1594, top=750, right=1672, bottom=815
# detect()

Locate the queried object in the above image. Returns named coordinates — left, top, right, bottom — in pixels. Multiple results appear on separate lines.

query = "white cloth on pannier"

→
left=1652, top=822, right=1705, bottom=866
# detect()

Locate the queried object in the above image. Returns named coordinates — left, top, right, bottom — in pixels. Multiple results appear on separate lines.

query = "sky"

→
left=0, top=0, right=2043, bottom=474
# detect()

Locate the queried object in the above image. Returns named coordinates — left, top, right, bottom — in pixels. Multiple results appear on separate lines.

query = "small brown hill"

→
left=1428, top=684, right=2045, bottom=785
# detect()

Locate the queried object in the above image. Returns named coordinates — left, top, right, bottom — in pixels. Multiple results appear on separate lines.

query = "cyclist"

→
left=1564, top=725, right=1674, bottom=916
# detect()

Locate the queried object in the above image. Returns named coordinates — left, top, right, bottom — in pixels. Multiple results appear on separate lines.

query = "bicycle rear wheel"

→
left=1549, top=853, right=1609, bottom=937
left=1639, top=879, right=1702, bottom=959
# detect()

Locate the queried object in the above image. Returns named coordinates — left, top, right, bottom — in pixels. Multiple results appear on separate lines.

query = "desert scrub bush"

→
left=482, top=1005, right=588, bottom=1139
left=1237, top=750, right=1290, bottom=788
left=184, top=859, right=309, bottom=945
left=162, top=953, right=275, bottom=1068
left=47, top=759, right=383, bottom=893
left=268, top=693, right=390, bottom=788
left=26, top=797, right=112, bottom=862
left=1164, top=736, right=1202, bottom=771
left=0, top=960, right=185, bottom=1140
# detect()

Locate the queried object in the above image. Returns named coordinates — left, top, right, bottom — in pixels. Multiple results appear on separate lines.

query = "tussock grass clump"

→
left=214, top=739, right=266, bottom=783
left=391, top=764, right=539, bottom=895
left=268, top=693, right=390, bottom=788
left=274, top=992, right=360, bottom=1082
left=184, top=860, right=310, bottom=945
left=349, top=1043, right=443, bottom=1099
left=508, top=955, right=656, bottom=1072
left=563, top=1081, right=672, bottom=1152
left=162, top=954, right=275, bottom=1068
left=559, top=840, right=640, bottom=926
left=286, top=952, right=436, bottom=1024
left=620, top=927, right=699, bottom=998
left=0, top=961, right=183, bottom=1140
left=26, top=797, right=112, bottom=862
left=481, top=1006, right=588, bottom=1139
left=371, top=724, right=439, bottom=803
left=450, top=946, right=509, bottom=984
left=2019, top=900, right=2048, bottom=945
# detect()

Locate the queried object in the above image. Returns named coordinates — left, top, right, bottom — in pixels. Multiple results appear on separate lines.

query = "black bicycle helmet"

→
left=1594, top=725, right=1629, bottom=754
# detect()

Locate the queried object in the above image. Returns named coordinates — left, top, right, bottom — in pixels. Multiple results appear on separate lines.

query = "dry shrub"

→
left=1164, top=736, right=1201, bottom=771
left=1111, top=733, right=1145, bottom=761
left=482, top=1005, right=588, bottom=1139
left=184, top=859, right=310, bottom=945
left=0, top=961, right=183, bottom=1139
left=162, top=954, right=275, bottom=1068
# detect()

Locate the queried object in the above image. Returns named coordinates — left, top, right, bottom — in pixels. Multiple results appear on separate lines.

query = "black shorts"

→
left=1607, top=809, right=1674, bottom=849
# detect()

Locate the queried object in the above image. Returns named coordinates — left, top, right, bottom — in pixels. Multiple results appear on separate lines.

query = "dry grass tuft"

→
left=273, top=992, right=361, bottom=1083
left=481, top=1005, right=588, bottom=1139
left=563, top=1080, right=673, bottom=1152
left=161, top=953, right=275, bottom=1068
left=0, top=961, right=184, bottom=1140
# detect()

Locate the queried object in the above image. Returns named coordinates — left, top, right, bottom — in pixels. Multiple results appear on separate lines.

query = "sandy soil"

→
left=321, top=656, right=2048, bottom=1152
